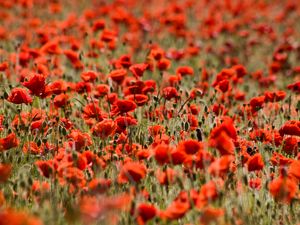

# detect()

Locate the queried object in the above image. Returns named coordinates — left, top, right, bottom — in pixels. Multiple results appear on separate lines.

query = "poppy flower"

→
left=125, top=94, right=148, bottom=106
left=81, top=71, right=97, bottom=82
left=249, top=178, right=262, bottom=190
left=176, top=66, right=194, bottom=76
left=160, top=197, right=190, bottom=220
left=282, top=137, right=298, bottom=155
left=118, top=162, right=147, bottom=184
left=45, top=80, right=67, bottom=95
left=177, top=139, right=203, bottom=155
left=162, top=87, right=179, bottom=100
left=115, top=99, right=137, bottom=114
left=287, top=81, right=300, bottom=93
left=269, top=176, right=298, bottom=203
left=35, top=160, right=55, bottom=178
left=22, top=73, right=46, bottom=97
left=279, top=120, right=300, bottom=136
left=288, top=160, right=300, bottom=181
left=115, top=116, right=137, bottom=131
left=92, top=119, right=116, bottom=139
left=157, top=58, right=171, bottom=71
left=109, top=69, right=127, bottom=84
left=129, top=63, right=148, bottom=78
left=249, top=96, right=265, bottom=112
left=95, top=84, right=109, bottom=97
left=208, top=155, right=234, bottom=177
left=209, top=117, right=237, bottom=155
left=154, top=144, right=172, bottom=165
left=68, top=130, right=92, bottom=151
left=53, top=93, right=69, bottom=108
left=64, top=49, right=83, bottom=69
left=0, top=164, right=12, bottom=183
left=247, top=153, right=264, bottom=172
left=7, top=88, right=32, bottom=105
left=0, top=133, right=19, bottom=151
left=136, top=203, right=157, bottom=225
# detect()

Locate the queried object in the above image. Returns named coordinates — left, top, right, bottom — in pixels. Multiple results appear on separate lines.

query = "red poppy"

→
left=53, top=93, right=69, bottom=108
left=208, top=155, right=234, bottom=177
left=0, top=133, right=19, bottom=151
left=125, top=94, right=148, bottom=106
left=162, top=87, right=179, bottom=100
left=22, top=73, right=46, bottom=97
left=109, top=69, right=127, bottom=84
left=154, top=144, right=172, bottom=165
left=160, top=196, right=190, bottom=220
left=118, top=162, right=147, bottom=184
left=269, top=176, right=298, bottom=203
left=279, top=120, right=300, bottom=136
left=129, top=63, right=148, bottom=78
left=136, top=203, right=157, bottom=225
left=68, top=130, right=92, bottom=151
left=115, top=99, right=137, bottom=114
left=287, top=81, right=300, bottom=93
left=64, top=49, right=83, bottom=69
left=177, top=139, right=203, bottom=155
left=92, top=119, right=116, bottom=139
left=81, top=71, right=97, bottom=82
left=7, top=88, right=32, bottom=105
left=157, top=58, right=171, bottom=71
left=288, top=160, right=300, bottom=181
left=35, top=160, right=55, bottom=178
left=249, top=96, right=265, bottom=112
left=247, top=153, right=264, bottom=172
left=176, top=66, right=194, bottom=76
left=95, top=84, right=109, bottom=97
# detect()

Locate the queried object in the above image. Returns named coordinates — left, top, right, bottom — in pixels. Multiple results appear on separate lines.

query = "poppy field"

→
left=0, top=0, right=300, bottom=224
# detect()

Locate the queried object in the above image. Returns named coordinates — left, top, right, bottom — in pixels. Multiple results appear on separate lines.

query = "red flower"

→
left=125, top=94, right=148, bottom=106
left=162, top=87, right=179, bottom=100
left=81, top=71, right=97, bottom=82
left=115, top=99, right=137, bottom=114
left=53, top=93, right=69, bottom=108
left=279, top=120, right=300, bottom=136
left=288, top=160, right=300, bottom=181
left=118, top=162, right=147, bottom=184
left=68, top=130, right=92, bottom=151
left=247, top=153, right=264, bottom=172
left=176, top=66, right=194, bottom=76
left=92, top=119, right=116, bottom=139
left=208, top=155, right=234, bottom=177
left=7, top=88, right=32, bottom=105
left=177, top=139, right=203, bottom=155
left=22, top=73, right=46, bottom=97
left=136, top=203, right=157, bottom=225
left=287, top=81, right=300, bottom=93
left=0, top=133, right=19, bottom=151
left=129, top=63, right=148, bottom=78
left=269, top=176, right=298, bottom=203
left=249, top=95, right=265, bottom=112
left=109, top=69, right=127, bottom=84
left=154, top=144, right=172, bottom=165
left=35, top=160, right=55, bottom=178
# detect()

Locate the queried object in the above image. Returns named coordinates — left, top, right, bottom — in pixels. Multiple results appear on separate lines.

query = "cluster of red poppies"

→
left=0, top=0, right=299, bottom=225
